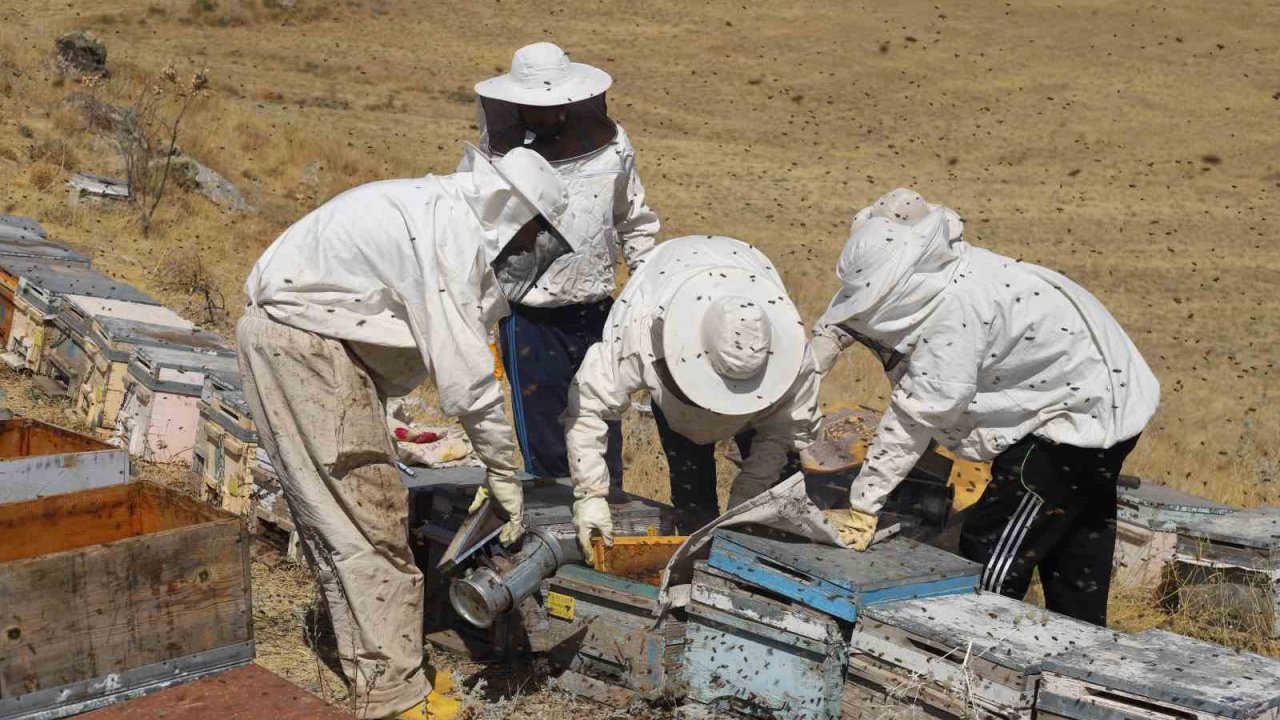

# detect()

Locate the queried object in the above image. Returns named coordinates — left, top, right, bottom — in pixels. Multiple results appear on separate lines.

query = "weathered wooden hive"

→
left=0, top=482, right=253, bottom=719
left=1113, top=479, right=1236, bottom=589
left=542, top=563, right=687, bottom=704
left=684, top=560, right=848, bottom=720
left=193, top=374, right=260, bottom=518
left=1037, top=628, right=1280, bottom=720
left=845, top=592, right=1114, bottom=720
left=77, top=311, right=216, bottom=431
left=0, top=418, right=129, bottom=504
left=117, top=344, right=239, bottom=464
left=2, top=259, right=156, bottom=372
left=679, top=529, right=982, bottom=719
left=1172, top=506, right=1280, bottom=637
left=705, top=529, right=981, bottom=623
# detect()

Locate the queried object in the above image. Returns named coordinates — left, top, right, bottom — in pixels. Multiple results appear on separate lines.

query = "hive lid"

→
left=1042, top=628, right=1280, bottom=717
left=1176, top=506, right=1280, bottom=549
left=711, top=528, right=981, bottom=596
left=6, top=259, right=155, bottom=305
left=861, top=592, right=1114, bottom=673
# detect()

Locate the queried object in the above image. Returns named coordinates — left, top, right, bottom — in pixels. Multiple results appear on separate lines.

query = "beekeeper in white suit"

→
left=240, top=147, right=575, bottom=719
left=463, top=42, right=660, bottom=492
left=565, top=235, right=822, bottom=559
left=813, top=188, right=1159, bottom=626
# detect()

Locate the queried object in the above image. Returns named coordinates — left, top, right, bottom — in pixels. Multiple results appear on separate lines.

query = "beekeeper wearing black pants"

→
left=813, top=188, right=1159, bottom=626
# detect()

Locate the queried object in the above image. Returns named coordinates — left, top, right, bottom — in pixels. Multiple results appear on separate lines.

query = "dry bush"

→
left=27, top=136, right=78, bottom=169
left=116, top=65, right=209, bottom=236
left=25, top=161, right=60, bottom=191
left=155, top=250, right=226, bottom=326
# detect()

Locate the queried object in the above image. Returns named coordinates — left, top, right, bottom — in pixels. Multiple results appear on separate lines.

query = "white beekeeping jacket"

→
left=461, top=125, right=659, bottom=307
left=817, top=209, right=1160, bottom=514
left=245, top=160, right=524, bottom=418
left=565, top=236, right=821, bottom=503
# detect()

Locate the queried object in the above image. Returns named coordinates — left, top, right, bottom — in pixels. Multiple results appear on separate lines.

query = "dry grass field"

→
left=2, top=0, right=1279, bottom=712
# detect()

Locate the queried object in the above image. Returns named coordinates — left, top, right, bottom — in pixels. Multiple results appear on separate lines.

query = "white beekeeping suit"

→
left=240, top=147, right=572, bottom=719
left=565, top=235, right=822, bottom=558
left=813, top=189, right=1160, bottom=527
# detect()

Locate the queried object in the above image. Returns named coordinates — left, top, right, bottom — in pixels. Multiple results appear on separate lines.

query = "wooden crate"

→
left=1172, top=506, right=1280, bottom=637
left=845, top=592, right=1113, bottom=720
left=0, top=418, right=129, bottom=503
left=0, top=482, right=254, bottom=719
left=542, top=563, right=686, bottom=701
left=684, top=562, right=847, bottom=720
left=1114, top=481, right=1236, bottom=590
left=1038, top=629, right=1280, bottom=720
left=706, top=529, right=981, bottom=623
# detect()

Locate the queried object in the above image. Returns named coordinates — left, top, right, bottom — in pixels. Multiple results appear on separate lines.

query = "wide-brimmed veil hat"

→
left=658, top=249, right=806, bottom=416
left=475, top=42, right=612, bottom=107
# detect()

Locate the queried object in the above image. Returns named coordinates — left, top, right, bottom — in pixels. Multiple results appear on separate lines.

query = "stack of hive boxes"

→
left=679, top=522, right=1280, bottom=720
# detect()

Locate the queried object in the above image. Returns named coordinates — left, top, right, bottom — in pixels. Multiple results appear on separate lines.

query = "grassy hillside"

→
left=2, top=0, right=1280, bottom=700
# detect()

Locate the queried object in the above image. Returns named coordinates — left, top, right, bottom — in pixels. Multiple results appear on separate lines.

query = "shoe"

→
left=391, top=670, right=460, bottom=719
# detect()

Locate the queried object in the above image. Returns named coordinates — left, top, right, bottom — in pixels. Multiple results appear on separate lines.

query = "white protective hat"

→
left=475, top=42, right=613, bottom=107
left=659, top=262, right=806, bottom=416
left=851, top=187, right=964, bottom=241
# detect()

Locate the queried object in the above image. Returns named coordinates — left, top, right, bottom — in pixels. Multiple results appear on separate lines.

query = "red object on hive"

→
left=394, top=427, right=440, bottom=444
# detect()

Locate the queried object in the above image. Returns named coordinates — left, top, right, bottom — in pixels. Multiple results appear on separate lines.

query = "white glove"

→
left=810, top=333, right=842, bottom=374
left=458, top=403, right=523, bottom=545
left=469, top=479, right=524, bottom=546
left=573, top=496, right=613, bottom=565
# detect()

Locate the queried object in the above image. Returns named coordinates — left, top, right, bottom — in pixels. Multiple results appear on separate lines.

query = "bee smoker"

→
left=448, top=525, right=582, bottom=629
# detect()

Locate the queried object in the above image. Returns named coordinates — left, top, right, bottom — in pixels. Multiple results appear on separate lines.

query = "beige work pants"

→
left=237, top=308, right=427, bottom=719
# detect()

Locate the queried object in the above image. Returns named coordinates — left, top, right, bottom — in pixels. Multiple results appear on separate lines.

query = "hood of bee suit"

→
left=818, top=190, right=969, bottom=353
left=459, top=144, right=578, bottom=261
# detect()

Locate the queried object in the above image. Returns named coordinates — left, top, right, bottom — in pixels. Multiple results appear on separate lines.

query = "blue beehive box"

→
left=684, top=561, right=847, bottom=720
left=706, top=529, right=982, bottom=623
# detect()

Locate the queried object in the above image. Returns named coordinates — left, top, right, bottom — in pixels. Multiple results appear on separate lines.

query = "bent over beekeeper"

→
left=239, top=147, right=574, bottom=719
left=463, top=41, right=660, bottom=491
left=565, top=235, right=822, bottom=558
left=812, top=188, right=1159, bottom=626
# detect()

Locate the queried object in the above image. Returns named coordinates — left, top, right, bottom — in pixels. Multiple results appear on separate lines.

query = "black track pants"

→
left=959, top=434, right=1140, bottom=626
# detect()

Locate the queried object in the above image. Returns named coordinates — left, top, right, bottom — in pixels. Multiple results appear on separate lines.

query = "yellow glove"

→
left=824, top=508, right=878, bottom=551
left=468, top=481, right=524, bottom=546
left=573, top=496, right=613, bottom=565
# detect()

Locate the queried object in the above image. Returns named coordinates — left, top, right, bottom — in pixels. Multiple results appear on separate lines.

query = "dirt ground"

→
left=1, top=0, right=1279, bottom=715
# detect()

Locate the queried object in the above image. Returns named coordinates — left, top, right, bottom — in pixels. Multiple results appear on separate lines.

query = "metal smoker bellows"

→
left=448, top=526, right=582, bottom=628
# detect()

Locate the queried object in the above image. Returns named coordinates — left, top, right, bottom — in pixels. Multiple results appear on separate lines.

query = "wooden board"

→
left=0, top=482, right=252, bottom=698
left=1040, top=629, right=1280, bottom=720
left=79, top=664, right=352, bottom=719
left=707, top=530, right=980, bottom=622
left=0, top=418, right=113, bottom=459
left=844, top=652, right=1009, bottom=720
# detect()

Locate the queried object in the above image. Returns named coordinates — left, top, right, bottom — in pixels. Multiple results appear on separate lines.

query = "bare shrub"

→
left=155, top=250, right=226, bottom=326
left=115, top=65, right=209, bottom=236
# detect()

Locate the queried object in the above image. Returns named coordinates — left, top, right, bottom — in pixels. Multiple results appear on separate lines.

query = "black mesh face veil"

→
left=490, top=217, right=572, bottom=304
left=477, top=94, right=618, bottom=162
